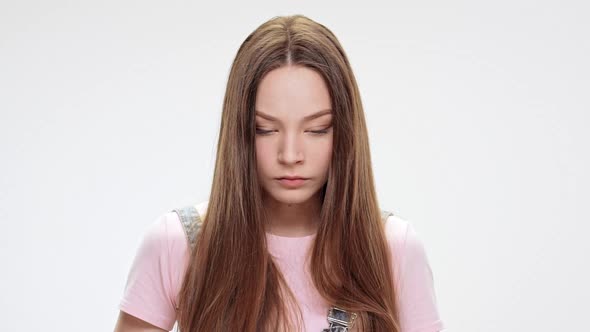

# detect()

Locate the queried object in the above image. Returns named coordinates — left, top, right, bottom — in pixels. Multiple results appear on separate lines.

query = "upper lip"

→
left=277, top=175, right=308, bottom=180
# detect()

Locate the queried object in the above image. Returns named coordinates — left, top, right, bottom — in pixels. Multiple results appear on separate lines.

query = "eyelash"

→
left=255, top=126, right=331, bottom=136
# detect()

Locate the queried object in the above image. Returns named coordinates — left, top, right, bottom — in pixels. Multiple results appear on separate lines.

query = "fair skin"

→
left=255, top=64, right=333, bottom=237
left=113, top=64, right=333, bottom=331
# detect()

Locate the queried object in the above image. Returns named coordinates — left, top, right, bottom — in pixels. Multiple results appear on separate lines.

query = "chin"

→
left=264, top=188, right=320, bottom=206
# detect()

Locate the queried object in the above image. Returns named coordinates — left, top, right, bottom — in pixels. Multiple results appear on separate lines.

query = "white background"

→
left=1, top=1, right=588, bottom=331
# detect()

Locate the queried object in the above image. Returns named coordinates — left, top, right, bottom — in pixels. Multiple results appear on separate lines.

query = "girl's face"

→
left=254, top=65, right=333, bottom=206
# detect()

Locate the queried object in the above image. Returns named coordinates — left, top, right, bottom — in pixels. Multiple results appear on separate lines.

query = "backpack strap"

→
left=381, top=209, right=393, bottom=223
left=172, top=205, right=203, bottom=251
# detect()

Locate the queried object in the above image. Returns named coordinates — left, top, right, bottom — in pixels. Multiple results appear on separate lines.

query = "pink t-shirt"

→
left=119, top=201, right=445, bottom=332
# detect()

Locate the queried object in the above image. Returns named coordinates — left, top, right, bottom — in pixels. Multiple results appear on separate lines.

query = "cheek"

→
left=255, top=141, right=272, bottom=173
left=310, top=138, right=333, bottom=169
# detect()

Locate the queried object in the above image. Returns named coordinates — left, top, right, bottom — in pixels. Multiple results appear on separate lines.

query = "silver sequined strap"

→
left=172, top=205, right=202, bottom=251
left=381, top=209, right=393, bottom=222
left=322, top=307, right=358, bottom=331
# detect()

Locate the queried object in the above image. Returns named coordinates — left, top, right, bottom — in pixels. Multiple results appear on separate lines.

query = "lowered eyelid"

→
left=256, top=124, right=331, bottom=129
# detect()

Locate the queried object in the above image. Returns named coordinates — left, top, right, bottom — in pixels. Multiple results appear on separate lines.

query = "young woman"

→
left=114, top=14, right=444, bottom=332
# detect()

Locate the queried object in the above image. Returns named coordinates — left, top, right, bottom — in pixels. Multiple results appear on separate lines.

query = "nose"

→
left=277, top=131, right=304, bottom=165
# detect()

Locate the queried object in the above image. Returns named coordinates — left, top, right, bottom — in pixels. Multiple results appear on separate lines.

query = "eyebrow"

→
left=255, top=109, right=332, bottom=122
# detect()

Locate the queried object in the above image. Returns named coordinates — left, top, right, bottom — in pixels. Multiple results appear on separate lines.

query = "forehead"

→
left=254, top=65, right=332, bottom=121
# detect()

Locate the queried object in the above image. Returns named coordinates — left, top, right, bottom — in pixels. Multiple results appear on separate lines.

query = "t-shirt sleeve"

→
left=118, top=213, right=178, bottom=331
left=387, top=216, right=445, bottom=332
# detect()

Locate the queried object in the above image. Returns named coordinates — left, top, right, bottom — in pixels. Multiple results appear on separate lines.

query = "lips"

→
left=276, top=176, right=309, bottom=188
left=278, top=176, right=308, bottom=180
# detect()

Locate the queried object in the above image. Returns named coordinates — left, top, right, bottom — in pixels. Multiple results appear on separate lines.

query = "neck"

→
left=262, top=192, right=322, bottom=237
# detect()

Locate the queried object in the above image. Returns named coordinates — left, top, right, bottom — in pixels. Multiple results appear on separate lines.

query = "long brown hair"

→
left=176, top=14, right=401, bottom=331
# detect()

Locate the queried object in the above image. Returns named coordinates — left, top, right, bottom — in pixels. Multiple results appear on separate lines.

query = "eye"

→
left=255, top=125, right=333, bottom=136
left=255, top=127, right=275, bottom=135
left=307, top=125, right=332, bottom=135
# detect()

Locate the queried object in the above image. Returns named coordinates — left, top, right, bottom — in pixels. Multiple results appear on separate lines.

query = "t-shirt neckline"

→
left=265, top=231, right=317, bottom=240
